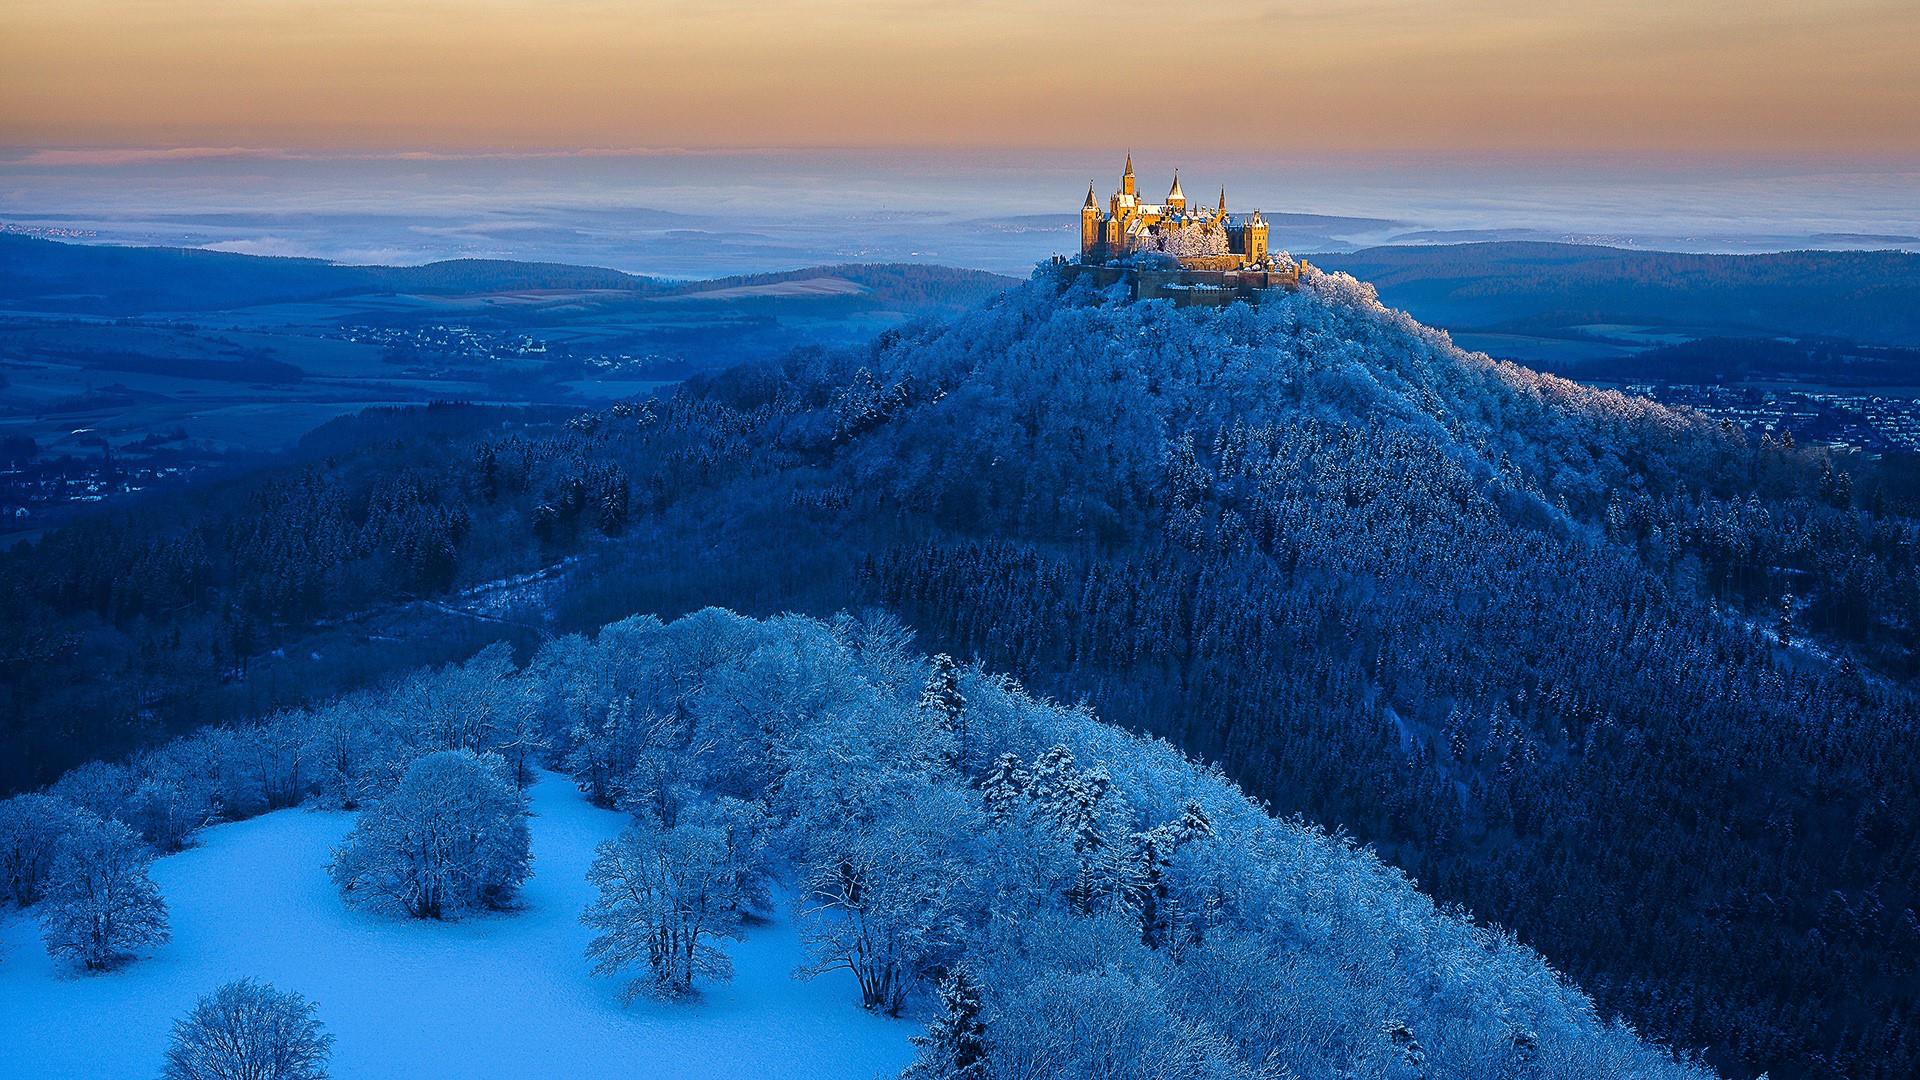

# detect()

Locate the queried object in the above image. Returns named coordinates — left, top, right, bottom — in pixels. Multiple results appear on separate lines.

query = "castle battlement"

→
left=1074, top=156, right=1303, bottom=305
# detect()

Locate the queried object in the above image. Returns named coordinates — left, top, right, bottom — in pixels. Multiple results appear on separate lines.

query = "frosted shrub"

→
left=163, top=978, right=332, bottom=1080
left=329, top=749, right=530, bottom=919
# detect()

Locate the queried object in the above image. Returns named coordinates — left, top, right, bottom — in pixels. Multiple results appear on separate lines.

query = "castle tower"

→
left=1218, top=187, right=1227, bottom=216
left=1081, top=182, right=1102, bottom=256
left=1166, top=170, right=1186, bottom=213
left=1121, top=152, right=1136, bottom=198
left=1246, top=210, right=1269, bottom=262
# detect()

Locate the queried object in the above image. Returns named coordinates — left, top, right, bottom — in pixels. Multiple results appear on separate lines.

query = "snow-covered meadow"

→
left=0, top=773, right=913, bottom=1079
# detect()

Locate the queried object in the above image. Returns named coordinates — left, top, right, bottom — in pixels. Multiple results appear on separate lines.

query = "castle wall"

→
left=1064, top=263, right=1299, bottom=307
left=1174, top=254, right=1248, bottom=272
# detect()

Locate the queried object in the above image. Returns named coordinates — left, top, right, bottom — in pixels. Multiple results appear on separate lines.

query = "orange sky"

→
left=2, top=0, right=1916, bottom=156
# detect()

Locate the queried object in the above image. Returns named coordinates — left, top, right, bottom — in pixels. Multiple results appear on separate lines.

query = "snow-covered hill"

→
left=0, top=773, right=913, bottom=1079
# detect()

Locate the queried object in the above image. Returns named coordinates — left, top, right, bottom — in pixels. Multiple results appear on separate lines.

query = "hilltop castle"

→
left=1073, top=156, right=1301, bottom=304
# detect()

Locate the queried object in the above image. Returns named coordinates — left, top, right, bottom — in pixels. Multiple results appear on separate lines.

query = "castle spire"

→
left=1166, top=169, right=1186, bottom=205
left=1219, top=186, right=1227, bottom=213
left=1124, top=151, right=1133, bottom=178
left=1084, top=182, right=1098, bottom=210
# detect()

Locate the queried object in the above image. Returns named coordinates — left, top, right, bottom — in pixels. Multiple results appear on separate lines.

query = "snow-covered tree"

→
left=983, top=963, right=1239, bottom=1080
left=1384, top=1017, right=1428, bottom=1077
left=308, top=694, right=396, bottom=809
left=918, top=653, right=968, bottom=772
left=49, top=759, right=136, bottom=824
left=162, top=978, right=333, bottom=1080
left=126, top=777, right=206, bottom=853
left=328, top=749, right=530, bottom=919
left=491, top=680, right=550, bottom=790
left=391, top=643, right=522, bottom=758
left=566, top=697, right=680, bottom=810
left=979, top=753, right=1027, bottom=823
left=798, top=800, right=965, bottom=1017
left=1021, top=745, right=1114, bottom=912
left=0, top=793, right=77, bottom=907
left=705, top=796, right=775, bottom=917
left=903, top=967, right=988, bottom=1080
left=243, top=710, right=318, bottom=811
left=141, top=728, right=257, bottom=824
left=1128, top=801, right=1213, bottom=951
left=40, top=814, right=169, bottom=970
left=1153, top=221, right=1228, bottom=258
left=581, top=799, right=767, bottom=999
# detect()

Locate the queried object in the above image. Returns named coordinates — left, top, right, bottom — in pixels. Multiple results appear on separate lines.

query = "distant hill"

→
left=669, top=262, right=1018, bottom=312
left=0, top=233, right=386, bottom=313
left=1310, top=241, right=1920, bottom=345
left=21, top=233, right=1920, bottom=348
left=0, top=234, right=1017, bottom=316
left=0, top=233, right=660, bottom=313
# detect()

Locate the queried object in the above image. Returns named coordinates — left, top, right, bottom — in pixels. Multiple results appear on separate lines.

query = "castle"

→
left=1072, top=155, right=1301, bottom=304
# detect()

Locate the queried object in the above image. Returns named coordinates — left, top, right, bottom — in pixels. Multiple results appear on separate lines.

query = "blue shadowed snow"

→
left=0, top=774, right=914, bottom=1079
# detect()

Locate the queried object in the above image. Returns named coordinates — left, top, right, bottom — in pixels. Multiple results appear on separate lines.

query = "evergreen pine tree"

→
left=918, top=654, right=968, bottom=772
left=979, top=753, right=1028, bottom=823
left=904, top=968, right=988, bottom=1080
left=1131, top=801, right=1213, bottom=950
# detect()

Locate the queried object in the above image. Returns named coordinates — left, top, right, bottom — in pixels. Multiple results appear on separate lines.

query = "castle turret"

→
left=1166, top=169, right=1186, bottom=212
left=1081, top=182, right=1102, bottom=256
left=1218, top=187, right=1227, bottom=215
left=1121, top=152, right=1136, bottom=198
left=1246, top=210, right=1269, bottom=262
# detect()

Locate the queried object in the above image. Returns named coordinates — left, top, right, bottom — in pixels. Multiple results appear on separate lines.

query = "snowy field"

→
left=0, top=775, right=914, bottom=1079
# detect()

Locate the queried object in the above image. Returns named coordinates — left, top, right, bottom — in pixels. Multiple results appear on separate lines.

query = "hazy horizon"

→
left=4, top=149, right=1916, bottom=277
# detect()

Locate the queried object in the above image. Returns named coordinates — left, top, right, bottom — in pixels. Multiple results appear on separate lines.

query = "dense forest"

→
left=3, top=263, right=1916, bottom=1078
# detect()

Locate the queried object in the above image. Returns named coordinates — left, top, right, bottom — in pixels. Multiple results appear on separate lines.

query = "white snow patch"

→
left=0, top=774, right=914, bottom=1079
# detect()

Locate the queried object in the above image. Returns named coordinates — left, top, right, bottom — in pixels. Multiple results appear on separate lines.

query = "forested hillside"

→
left=3, top=264, right=1915, bottom=1077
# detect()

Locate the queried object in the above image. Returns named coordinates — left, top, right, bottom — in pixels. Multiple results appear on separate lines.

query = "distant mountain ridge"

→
left=14, top=231, right=1920, bottom=351
left=1311, top=241, right=1920, bottom=345
left=0, top=233, right=1017, bottom=315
